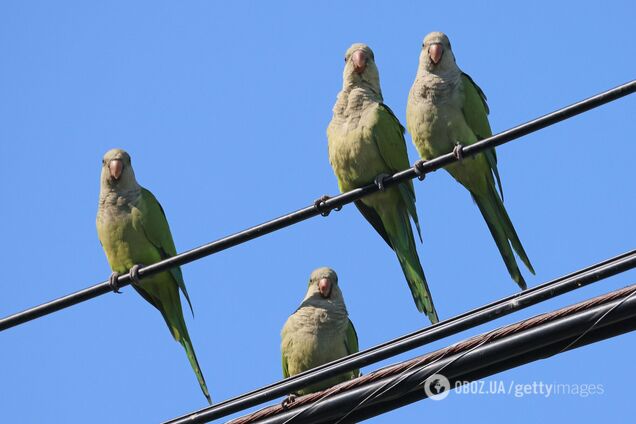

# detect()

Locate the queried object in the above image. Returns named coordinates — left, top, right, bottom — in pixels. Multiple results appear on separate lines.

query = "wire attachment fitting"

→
left=413, top=160, right=427, bottom=181
left=453, top=142, right=465, bottom=161
left=129, top=264, right=143, bottom=284
left=374, top=173, right=391, bottom=191
left=108, top=272, right=122, bottom=294
left=314, top=195, right=341, bottom=217
left=281, top=394, right=297, bottom=409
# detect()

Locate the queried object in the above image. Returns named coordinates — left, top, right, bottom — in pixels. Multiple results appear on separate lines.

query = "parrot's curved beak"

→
left=109, top=159, right=123, bottom=180
left=352, top=49, right=367, bottom=74
left=318, top=277, right=332, bottom=298
left=429, top=43, right=443, bottom=65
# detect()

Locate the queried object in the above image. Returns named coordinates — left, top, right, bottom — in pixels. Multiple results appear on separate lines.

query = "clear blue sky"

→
left=1, top=1, right=634, bottom=422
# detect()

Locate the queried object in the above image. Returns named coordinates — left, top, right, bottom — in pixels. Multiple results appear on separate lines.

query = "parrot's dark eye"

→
left=344, top=57, right=347, bottom=63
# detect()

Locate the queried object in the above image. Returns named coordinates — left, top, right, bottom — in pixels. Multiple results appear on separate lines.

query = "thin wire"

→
left=2, top=80, right=634, bottom=333
left=557, top=288, right=636, bottom=353
left=337, top=284, right=636, bottom=423
left=283, top=329, right=463, bottom=424
left=328, top=324, right=492, bottom=424
left=332, top=359, right=425, bottom=424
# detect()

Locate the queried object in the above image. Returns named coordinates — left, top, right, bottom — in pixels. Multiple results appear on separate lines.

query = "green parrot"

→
left=406, top=32, right=535, bottom=289
left=327, top=43, right=439, bottom=323
left=281, top=267, right=359, bottom=398
left=96, top=148, right=211, bottom=403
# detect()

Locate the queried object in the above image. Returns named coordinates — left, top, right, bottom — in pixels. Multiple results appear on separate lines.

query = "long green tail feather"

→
left=179, top=332, right=212, bottom=404
left=488, top=182, right=535, bottom=275
left=472, top=181, right=534, bottom=290
left=159, top=301, right=212, bottom=404
left=398, top=183, right=423, bottom=243
left=386, top=208, right=439, bottom=323
left=356, top=194, right=437, bottom=322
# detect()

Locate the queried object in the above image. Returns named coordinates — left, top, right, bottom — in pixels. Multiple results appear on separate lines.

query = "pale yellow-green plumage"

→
left=327, top=43, right=439, bottom=322
left=406, top=32, right=534, bottom=289
left=281, top=267, right=359, bottom=395
left=96, top=148, right=211, bottom=403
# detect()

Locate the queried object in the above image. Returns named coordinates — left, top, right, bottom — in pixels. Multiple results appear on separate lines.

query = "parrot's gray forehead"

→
left=423, top=31, right=451, bottom=47
left=345, top=43, right=375, bottom=60
left=310, top=267, right=338, bottom=283
left=103, top=148, right=131, bottom=163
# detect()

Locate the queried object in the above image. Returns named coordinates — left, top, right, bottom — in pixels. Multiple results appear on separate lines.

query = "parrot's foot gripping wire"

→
left=453, top=142, right=465, bottom=161
left=413, top=160, right=427, bottom=181
left=281, top=394, right=297, bottom=409
left=374, top=173, right=391, bottom=191
left=314, top=195, right=342, bottom=217
left=108, top=272, right=122, bottom=294
left=128, top=264, right=144, bottom=285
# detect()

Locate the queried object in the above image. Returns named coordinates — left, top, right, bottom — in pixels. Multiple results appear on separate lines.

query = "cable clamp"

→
left=413, top=160, right=427, bottom=181
left=314, top=195, right=341, bottom=217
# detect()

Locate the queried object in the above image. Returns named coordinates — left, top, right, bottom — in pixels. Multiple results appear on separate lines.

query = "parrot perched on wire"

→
left=281, top=267, right=359, bottom=399
left=96, top=148, right=211, bottom=403
left=327, top=43, right=439, bottom=323
left=406, top=32, right=535, bottom=289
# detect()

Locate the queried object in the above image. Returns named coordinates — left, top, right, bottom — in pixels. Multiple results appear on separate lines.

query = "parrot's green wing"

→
left=344, top=319, right=359, bottom=355
left=461, top=73, right=503, bottom=199
left=371, top=103, right=422, bottom=241
left=461, top=73, right=534, bottom=283
left=137, top=188, right=194, bottom=314
left=344, top=319, right=360, bottom=377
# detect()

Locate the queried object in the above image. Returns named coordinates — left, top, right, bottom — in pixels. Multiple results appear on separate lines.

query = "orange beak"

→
left=352, top=49, right=367, bottom=74
left=429, top=43, right=443, bottom=65
left=318, top=277, right=332, bottom=298
left=109, top=159, right=123, bottom=180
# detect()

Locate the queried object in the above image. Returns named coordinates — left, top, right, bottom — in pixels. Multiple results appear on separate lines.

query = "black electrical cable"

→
left=163, top=249, right=636, bottom=424
left=228, top=285, right=636, bottom=424
left=1, top=80, right=633, bottom=333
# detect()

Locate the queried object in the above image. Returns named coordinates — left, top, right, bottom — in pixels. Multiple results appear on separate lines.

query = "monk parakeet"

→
left=96, top=148, right=211, bottom=403
left=327, top=43, right=438, bottom=323
left=406, top=32, right=535, bottom=289
left=281, top=267, right=359, bottom=397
